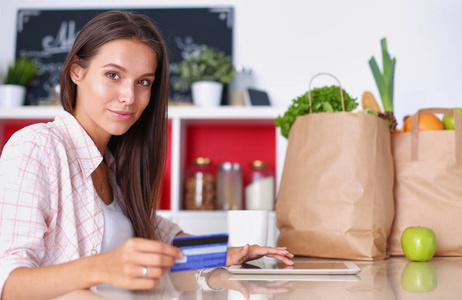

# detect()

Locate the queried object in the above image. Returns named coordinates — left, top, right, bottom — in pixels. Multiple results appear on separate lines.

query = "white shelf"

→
left=168, top=106, right=283, bottom=120
left=0, top=105, right=286, bottom=244
left=0, top=105, right=284, bottom=121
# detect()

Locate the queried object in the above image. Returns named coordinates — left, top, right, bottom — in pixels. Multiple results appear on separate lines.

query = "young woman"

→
left=0, top=11, right=293, bottom=299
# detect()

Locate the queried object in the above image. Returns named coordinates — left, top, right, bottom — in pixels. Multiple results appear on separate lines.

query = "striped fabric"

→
left=0, top=111, right=181, bottom=294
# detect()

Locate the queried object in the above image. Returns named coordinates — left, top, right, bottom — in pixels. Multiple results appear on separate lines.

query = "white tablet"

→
left=228, top=273, right=361, bottom=282
left=227, top=259, right=361, bottom=275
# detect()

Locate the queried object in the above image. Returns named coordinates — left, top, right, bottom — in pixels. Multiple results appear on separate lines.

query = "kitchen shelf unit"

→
left=0, top=105, right=288, bottom=246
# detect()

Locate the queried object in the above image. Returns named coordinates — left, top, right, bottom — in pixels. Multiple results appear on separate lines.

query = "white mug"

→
left=227, top=210, right=269, bottom=247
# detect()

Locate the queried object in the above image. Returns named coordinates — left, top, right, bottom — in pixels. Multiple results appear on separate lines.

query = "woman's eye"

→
left=106, top=72, right=120, bottom=80
left=138, top=79, right=151, bottom=86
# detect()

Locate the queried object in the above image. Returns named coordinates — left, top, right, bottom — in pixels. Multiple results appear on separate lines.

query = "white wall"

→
left=1, top=0, right=461, bottom=125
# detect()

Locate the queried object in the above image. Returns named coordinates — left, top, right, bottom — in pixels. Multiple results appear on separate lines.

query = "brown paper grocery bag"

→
left=388, top=108, right=462, bottom=256
left=276, top=73, right=395, bottom=260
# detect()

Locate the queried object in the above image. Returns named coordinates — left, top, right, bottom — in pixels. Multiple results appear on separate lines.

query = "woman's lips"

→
left=109, top=110, right=134, bottom=120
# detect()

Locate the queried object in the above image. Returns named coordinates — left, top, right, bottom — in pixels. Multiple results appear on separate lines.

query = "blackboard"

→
left=15, top=8, right=233, bottom=105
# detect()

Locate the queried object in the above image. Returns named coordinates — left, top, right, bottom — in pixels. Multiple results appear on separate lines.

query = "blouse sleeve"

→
left=156, top=215, right=183, bottom=244
left=0, top=128, right=51, bottom=296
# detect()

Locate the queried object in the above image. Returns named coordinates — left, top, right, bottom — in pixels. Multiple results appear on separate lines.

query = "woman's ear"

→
left=69, top=55, right=83, bottom=83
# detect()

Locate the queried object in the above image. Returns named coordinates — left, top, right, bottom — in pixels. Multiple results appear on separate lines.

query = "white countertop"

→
left=56, top=256, right=462, bottom=300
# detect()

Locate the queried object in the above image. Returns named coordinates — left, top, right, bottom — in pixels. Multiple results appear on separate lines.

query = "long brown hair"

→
left=60, top=10, right=169, bottom=240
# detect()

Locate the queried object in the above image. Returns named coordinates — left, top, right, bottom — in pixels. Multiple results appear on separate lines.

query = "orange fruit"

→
left=393, top=129, right=402, bottom=134
left=403, top=114, right=444, bottom=132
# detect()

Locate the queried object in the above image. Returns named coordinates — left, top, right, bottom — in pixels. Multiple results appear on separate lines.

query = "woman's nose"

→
left=118, top=83, right=135, bottom=105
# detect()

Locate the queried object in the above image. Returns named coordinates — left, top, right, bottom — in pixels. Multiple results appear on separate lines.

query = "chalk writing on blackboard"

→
left=15, top=8, right=233, bottom=105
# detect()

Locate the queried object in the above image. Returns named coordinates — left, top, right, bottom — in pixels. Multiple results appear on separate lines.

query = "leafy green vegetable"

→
left=274, top=85, right=358, bottom=138
left=369, top=38, right=396, bottom=113
left=363, top=108, right=378, bottom=116
left=378, top=112, right=397, bottom=132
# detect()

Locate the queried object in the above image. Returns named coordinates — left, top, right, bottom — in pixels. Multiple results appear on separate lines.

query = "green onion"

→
left=369, top=38, right=396, bottom=113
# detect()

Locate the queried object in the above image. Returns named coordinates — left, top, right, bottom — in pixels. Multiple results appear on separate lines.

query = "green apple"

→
left=401, top=226, right=437, bottom=262
left=442, top=107, right=462, bottom=130
left=401, top=261, right=438, bottom=293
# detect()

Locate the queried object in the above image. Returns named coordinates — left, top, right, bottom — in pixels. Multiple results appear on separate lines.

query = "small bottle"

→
left=229, top=65, right=253, bottom=106
left=48, top=84, right=61, bottom=106
left=245, top=160, right=275, bottom=210
left=216, top=162, right=243, bottom=210
left=184, top=158, right=216, bottom=210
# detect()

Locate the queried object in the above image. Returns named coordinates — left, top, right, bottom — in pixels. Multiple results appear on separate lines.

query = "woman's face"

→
left=71, top=38, right=157, bottom=147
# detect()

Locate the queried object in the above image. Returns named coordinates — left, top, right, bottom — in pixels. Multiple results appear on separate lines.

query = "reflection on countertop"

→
left=56, top=256, right=462, bottom=300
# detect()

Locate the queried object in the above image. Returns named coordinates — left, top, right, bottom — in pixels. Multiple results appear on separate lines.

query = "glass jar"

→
left=216, top=162, right=243, bottom=210
left=48, top=84, right=61, bottom=106
left=245, top=160, right=275, bottom=210
left=184, top=157, right=216, bottom=210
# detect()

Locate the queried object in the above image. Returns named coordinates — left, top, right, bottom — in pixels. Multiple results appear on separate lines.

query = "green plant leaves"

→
left=5, top=57, right=40, bottom=86
left=174, top=45, right=235, bottom=90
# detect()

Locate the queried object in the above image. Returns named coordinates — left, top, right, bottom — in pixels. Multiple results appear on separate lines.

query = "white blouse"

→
left=100, top=196, right=134, bottom=253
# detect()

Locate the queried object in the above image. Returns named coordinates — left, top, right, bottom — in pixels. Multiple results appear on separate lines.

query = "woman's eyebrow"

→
left=102, top=63, right=156, bottom=77
left=102, top=63, right=126, bottom=72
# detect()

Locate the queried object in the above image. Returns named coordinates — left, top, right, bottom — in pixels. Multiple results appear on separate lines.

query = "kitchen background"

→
left=1, top=0, right=461, bottom=126
left=1, top=0, right=461, bottom=246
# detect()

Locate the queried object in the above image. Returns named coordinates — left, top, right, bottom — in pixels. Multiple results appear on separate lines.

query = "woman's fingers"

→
left=246, top=245, right=294, bottom=262
left=140, top=266, right=168, bottom=279
left=226, top=244, right=295, bottom=266
left=122, top=251, right=177, bottom=268
left=227, top=280, right=250, bottom=300
left=246, top=280, right=293, bottom=294
left=260, top=246, right=294, bottom=259
left=264, top=254, right=294, bottom=265
left=127, top=278, right=161, bottom=290
left=119, top=238, right=183, bottom=269
left=123, top=265, right=168, bottom=279
left=103, top=238, right=184, bottom=289
left=250, top=245, right=293, bottom=257
left=128, top=238, right=183, bottom=258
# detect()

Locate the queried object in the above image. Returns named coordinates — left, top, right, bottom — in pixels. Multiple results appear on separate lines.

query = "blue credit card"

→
left=171, top=233, right=228, bottom=272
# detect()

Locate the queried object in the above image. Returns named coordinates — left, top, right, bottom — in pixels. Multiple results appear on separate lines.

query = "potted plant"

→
left=0, top=57, right=40, bottom=107
left=174, top=45, right=235, bottom=107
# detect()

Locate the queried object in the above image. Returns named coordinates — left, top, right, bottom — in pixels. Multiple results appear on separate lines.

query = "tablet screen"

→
left=228, top=259, right=361, bottom=275
left=240, top=261, right=349, bottom=270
